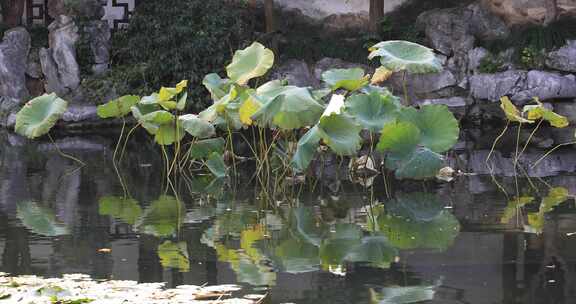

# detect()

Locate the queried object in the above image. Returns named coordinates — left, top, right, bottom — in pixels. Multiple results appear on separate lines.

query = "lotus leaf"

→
left=539, top=187, right=569, bottom=214
left=377, top=121, right=421, bottom=155
left=98, top=196, right=142, bottom=225
left=203, top=73, right=232, bottom=100
left=345, top=91, right=400, bottom=132
left=226, top=42, right=274, bottom=85
left=389, top=192, right=447, bottom=222
left=178, top=114, right=215, bottom=139
left=272, top=238, right=320, bottom=274
left=291, top=126, right=322, bottom=172
left=140, top=110, right=175, bottom=125
left=158, top=241, right=190, bottom=272
left=189, top=138, right=226, bottom=159
left=398, top=105, right=459, bottom=153
left=319, top=224, right=363, bottom=267
left=155, top=123, right=185, bottom=146
left=317, top=113, right=362, bottom=156
left=321, top=68, right=370, bottom=91
left=97, top=95, right=140, bottom=119
left=176, top=91, right=188, bottom=111
left=523, top=99, right=568, bottom=128
left=500, top=96, right=534, bottom=123
left=368, top=40, right=442, bottom=74
left=15, top=93, right=68, bottom=139
left=387, top=147, right=444, bottom=180
left=371, top=67, right=393, bottom=85
left=238, top=93, right=262, bottom=126
left=131, top=104, right=161, bottom=134
left=344, top=236, right=397, bottom=269
left=136, top=195, right=185, bottom=237
left=206, top=152, right=227, bottom=178
left=501, top=196, right=535, bottom=224
left=16, top=201, right=69, bottom=236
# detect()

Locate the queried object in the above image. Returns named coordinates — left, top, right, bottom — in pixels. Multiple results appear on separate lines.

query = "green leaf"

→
left=97, top=95, right=140, bottom=119
left=239, top=95, right=262, bottom=126
left=319, top=224, right=363, bottom=268
left=203, top=73, right=232, bottom=100
left=140, top=93, right=160, bottom=105
left=291, top=126, right=322, bottom=172
left=16, top=201, right=69, bottom=236
left=500, top=96, right=534, bottom=123
left=523, top=100, right=569, bottom=128
left=368, top=40, right=443, bottom=74
left=131, top=103, right=161, bottom=135
left=227, top=42, right=274, bottom=85
left=158, top=241, right=190, bottom=272
left=251, top=87, right=325, bottom=130
left=501, top=196, right=535, bottom=224
left=377, top=121, right=421, bottom=155
left=178, top=114, right=215, bottom=139
left=206, top=152, right=227, bottom=178
left=155, top=123, right=185, bottom=146
left=317, top=113, right=362, bottom=156
left=98, top=196, right=142, bottom=225
left=346, top=91, right=400, bottom=132
left=140, top=110, right=175, bottom=125
left=398, top=105, right=460, bottom=152
left=136, top=195, right=185, bottom=237
left=388, top=192, right=447, bottom=222
left=321, top=68, right=370, bottom=92
left=540, top=187, right=569, bottom=214
left=15, top=93, right=68, bottom=139
left=388, top=147, right=444, bottom=180
left=344, top=236, right=397, bottom=269
left=189, top=138, right=226, bottom=159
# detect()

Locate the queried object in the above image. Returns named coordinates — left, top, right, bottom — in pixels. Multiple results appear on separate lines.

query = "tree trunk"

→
left=1, top=0, right=25, bottom=28
left=369, top=0, right=384, bottom=33
left=544, top=0, right=558, bottom=26
left=264, top=0, right=274, bottom=33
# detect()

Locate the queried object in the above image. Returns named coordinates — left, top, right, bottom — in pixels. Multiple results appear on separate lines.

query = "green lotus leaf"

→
left=15, top=93, right=68, bottom=139
left=377, top=121, right=421, bottom=155
left=317, top=113, right=363, bottom=156
left=16, top=201, right=69, bottom=236
left=378, top=208, right=460, bottom=251
left=131, top=103, right=161, bottom=134
left=500, top=96, right=533, bottom=124
left=189, top=138, right=226, bottom=159
left=158, top=241, right=190, bottom=272
left=176, top=91, right=188, bottom=111
left=523, top=99, right=569, bottom=128
left=540, top=187, right=570, bottom=214
left=344, top=236, right=397, bottom=269
left=398, top=105, right=459, bottom=153
left=203, top=73, right=232, bottom=101
left=290, top=207, right=327, bottom=247
left=312, top=88, right=332, bottom=100
left=154, top=123, right=185, bottom=146
left=98, top=196, right=142, bottom=225
left=501, top=196, right=534, bottom=224
left=387, top=147, right=444, bottom=180
left=321, top=68, right=370, bottom=91
left=251, top=87, right=325, bottom=130
left=140, top=93, right=160, bottom=105
left=368, top=40, right=442, bottom=74
left=291, top=126, right=322, bottom=172
left=226, top=42, right=274, bottom=85
left=97, top=95, right=140, bottom=119
left=387, top=192, right=447, bottom=222
left=272, top=238, right=320, bottom=274
left=255, top=80, right=288, bottom=101
left=140, top=110, right=175, bottom=125
left=370, top=284, right=437, bottom=304
left=345, top=91, right=401, bottom=132
left=319, top=224, right=363, bottom=268
left=178, top=114, right=215, bottom=139
left=136, top=195, right=185, bottom=237
left=206, top=152, right=227, bottom=178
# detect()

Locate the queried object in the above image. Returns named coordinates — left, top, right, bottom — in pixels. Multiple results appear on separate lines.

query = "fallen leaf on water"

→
left=97, top=248, right=112, bottom=253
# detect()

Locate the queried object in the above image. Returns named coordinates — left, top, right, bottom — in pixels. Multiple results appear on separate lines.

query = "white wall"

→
left=273, top=0, right=408, bottom=19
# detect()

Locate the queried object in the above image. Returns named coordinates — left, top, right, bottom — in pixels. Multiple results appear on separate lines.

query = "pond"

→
left=0, top=132, right=575, bottom=304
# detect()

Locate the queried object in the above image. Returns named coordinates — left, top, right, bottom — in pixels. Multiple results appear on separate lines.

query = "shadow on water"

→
left=1, top=132, right=576, bottom=304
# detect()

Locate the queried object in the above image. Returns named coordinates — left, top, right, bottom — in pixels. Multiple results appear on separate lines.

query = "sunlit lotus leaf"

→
left=206, top=152, right=227, bottom=178
left=131, top=103, right=161, bottom=134
left=321, top=68, right=370, bottom=91
left=319, top=224, right=363, bottom=268
left=158, top=87, right=178, bottom=102
left=97, top=95, right=140, bottom=119
left=251, top=87, right=325, bottom=130
left=388, top=192, right=447, bottom=222
left=501, top=196, right=534, bottom=224
left=175, top=80, right=188, bottom=94
left=203, top=73, right=232, bottom=101
left=317, top=113, right=363, bottom=156
left=176, top=91, right=188, bottom=111
left=387, top=147, right=444, bottom=180
left=371, top=67, right=393, bottom=85
left=189, top=138, right=225, bottom=159
left=344, top=236, right=397, bottom=269
left=291, top=126, right=322, bottom=172
left=540, top=187, right=569, bottom=214
left=500, top=96, right=534, bottom=123
left=398, top=105, right=459, bottom=153
left=255, top=80, right=287, bottom=101
left=368, top=40, right=442, bottom=74
left=526, top=212, right=544, bottom=233
left=369, top=284, right=436, bottom=304
left=178, top=114, right=215, bottom=139
left=16, top=201, right=69, bottom=236
left=154, top=123, right=185, bottom=146
left=523, top=101, right=568, bottom=128
left=140, top=110, right=175, bottom=125
left=15, top=93, right=68, bottom=139
left=378, top=208, right=460, bottom=250
left=227, top=42, right=274, bottom=85
left=312, top=88, right=332, bottom=100
left=158, top=241, right=190, bottom=272
left=98, top=196, right=142, bottom=225
left=140, top=93, right=159, bottom=105
left=239, top=94, right=262, bottom=126
left=136, top=196, right=185, bottom=237
left=377, top=121, right=421, bottom=155
left=345, top=91, right=400, bottom=132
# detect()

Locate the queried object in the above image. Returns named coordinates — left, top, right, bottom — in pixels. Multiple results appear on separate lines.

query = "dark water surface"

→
left=1, top=133, right=576, bottom=304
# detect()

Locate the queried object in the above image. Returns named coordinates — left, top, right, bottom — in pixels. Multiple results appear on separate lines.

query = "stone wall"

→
left=271, top=0, right=406, bottom=19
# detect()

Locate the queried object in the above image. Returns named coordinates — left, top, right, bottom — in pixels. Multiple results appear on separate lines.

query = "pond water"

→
left=0, top=132, right=576, bottom=304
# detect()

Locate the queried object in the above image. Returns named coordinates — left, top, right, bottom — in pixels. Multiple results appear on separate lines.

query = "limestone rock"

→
left=48, top=0, right=105, bottom=19
left=270, top=59, right=318, bottom=88
left=468, top=47, right=490, bottom=74
left=482, top=0, right=576, bottom=26
left=323, top=13, right=369, bottom=33
left=470, top=70, right=526, bottom=101
left=546, top=40, right=576, bottom=73
left=513, top=71, right=576, bottom=102
left=84, top=20, right=111, bottom=75
left=0, top=27, right=31, bottom=101
left=40, top=15, right=81, bottom=97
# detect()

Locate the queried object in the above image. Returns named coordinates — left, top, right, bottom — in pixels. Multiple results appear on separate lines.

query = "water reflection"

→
left=0, top=134, right=576, bottom=303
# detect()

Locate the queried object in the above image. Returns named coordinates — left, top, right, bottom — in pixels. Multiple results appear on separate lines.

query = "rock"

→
left=416, top=97, right=470, bottom=119
left=62, top=105, right=99, bottom=122
left=546, top=40, right=576, bottom=73
left=468, top=47, right=490, bottom=74
left=313, top=57, right=372, bottom=83
left=468, top=2, right=511, bottom=41
left=84, top=20, right=111, bottom=75
left=40, top=15, right=81, bottom=97
left=468, top=149, right=576, bottom=177
left=469, top=70, right=526, bottom=101
left=382, top=68, right=458, bottom=102
left=323, top=12, right=369, bottom=33
left=482, top=0, right=576, bottom=26
left=48, top=0, right=104, bottom=19
left=270, top=59, right=318, bottom=88
left=0, top=27, right=31, bottom=101
left=513, top=70, right=576, bottom=102
left=26, top=49, right=42, bottom=79
left=553, top=101, right=576, bottom=124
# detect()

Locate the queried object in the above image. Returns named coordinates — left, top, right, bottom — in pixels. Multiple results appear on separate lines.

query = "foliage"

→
left=16, top=201, right=69, bottom=237
left=368, top=40, right=442, bottom=74
left=478, top=54, right=505, bottom=74
left=15, top=93, right=68, bottom=139
left=109, top=0, right=255, bottom=111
